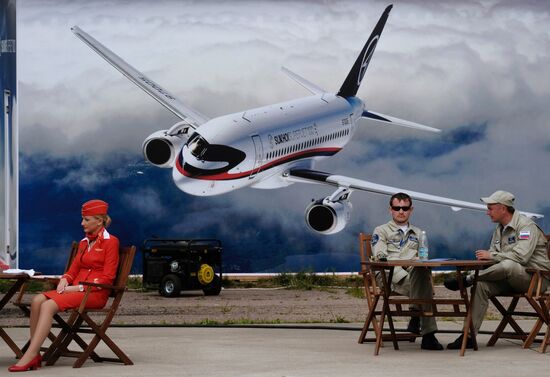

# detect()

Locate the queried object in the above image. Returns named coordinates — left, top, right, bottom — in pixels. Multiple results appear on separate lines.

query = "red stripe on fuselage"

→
left=175, top=147, right=341, bottom=181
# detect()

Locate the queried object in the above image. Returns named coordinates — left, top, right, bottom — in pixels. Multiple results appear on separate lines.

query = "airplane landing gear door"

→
left=249, top=135, right=263, bottom=179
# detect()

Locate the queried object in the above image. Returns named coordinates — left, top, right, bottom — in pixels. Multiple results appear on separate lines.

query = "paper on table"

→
left=3, top=268, right=36, bottom=276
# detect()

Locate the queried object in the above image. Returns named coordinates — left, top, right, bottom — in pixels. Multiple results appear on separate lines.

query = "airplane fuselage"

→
left=173, top=94, right=364, bottom=195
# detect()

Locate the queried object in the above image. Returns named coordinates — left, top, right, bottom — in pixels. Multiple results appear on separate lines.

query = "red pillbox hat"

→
left=81, top=199, right=109, bottom=216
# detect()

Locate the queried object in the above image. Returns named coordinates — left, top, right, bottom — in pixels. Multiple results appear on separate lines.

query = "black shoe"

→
left=421, top=332, right=444, bottom=350
left=446, top=334, right=474, bottom=350
left=407, top=316, right=421, bottom=335
left=443, top=276, right=472, bottom=291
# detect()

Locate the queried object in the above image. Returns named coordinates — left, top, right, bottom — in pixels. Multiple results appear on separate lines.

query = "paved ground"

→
left=1, top=287, right=548, bottom=376
left=0, top=321, right=549, bottom=377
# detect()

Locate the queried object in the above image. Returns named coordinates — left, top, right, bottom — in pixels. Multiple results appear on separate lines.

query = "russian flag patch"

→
left=519, top=231, right=530, bottom=240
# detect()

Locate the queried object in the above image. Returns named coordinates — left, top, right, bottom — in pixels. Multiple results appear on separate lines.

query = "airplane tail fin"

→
left=337, top=4, right=392, bottom=98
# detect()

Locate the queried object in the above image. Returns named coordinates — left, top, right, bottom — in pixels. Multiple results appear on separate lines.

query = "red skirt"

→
left=43, top=290, right=109, bottom=312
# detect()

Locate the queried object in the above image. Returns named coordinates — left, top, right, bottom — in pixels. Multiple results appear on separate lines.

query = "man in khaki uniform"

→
left=445, top=190, right=550, bottom=349
left=372, top=192, right=443, bottom=350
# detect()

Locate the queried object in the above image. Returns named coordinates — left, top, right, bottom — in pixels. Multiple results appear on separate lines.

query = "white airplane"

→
left=71, top=4, right=543, bottom=234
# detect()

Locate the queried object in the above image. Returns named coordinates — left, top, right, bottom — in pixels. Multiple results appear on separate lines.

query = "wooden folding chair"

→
left=357, top=233, right=417, bottom=344
left=487, top=235, right=550, bottom=351
left=523, top=270, right=550, bottom=352
left=43, top=245, right=136, bottom=368
left=12, top=242, right=80, bottom=354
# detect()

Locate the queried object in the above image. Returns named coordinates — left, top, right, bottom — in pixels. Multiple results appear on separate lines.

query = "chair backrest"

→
left=359, top=233, right=373, bottom=274
left=110, top=246, right=136, bottom=298
left=64, top=242, right=80, bottom=273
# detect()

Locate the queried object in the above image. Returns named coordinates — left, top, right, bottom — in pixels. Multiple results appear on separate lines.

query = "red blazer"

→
left=44, top=228, right=120, bottom=311
left=63, top=228, right=120, bottom=290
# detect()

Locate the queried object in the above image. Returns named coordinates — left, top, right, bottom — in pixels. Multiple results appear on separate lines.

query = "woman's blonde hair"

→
left=94, top=214, right=112, bottom=228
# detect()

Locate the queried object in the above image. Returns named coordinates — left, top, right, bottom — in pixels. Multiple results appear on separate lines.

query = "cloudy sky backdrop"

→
left=17, top=0, right=550, bottom=273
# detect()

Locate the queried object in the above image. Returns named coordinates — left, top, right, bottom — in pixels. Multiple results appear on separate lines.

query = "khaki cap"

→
left=481, top=190, right=515, bottom=207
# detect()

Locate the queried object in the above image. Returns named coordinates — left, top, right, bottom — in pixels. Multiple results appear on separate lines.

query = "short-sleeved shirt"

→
left=371, top=220, right=422, bottom=284
left=489, top=211, right=550, bottom=272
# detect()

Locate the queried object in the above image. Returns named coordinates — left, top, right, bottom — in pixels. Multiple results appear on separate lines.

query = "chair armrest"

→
left=525, top=268, right=550, bottom=277
left=80, top=281, right=126, bottom=291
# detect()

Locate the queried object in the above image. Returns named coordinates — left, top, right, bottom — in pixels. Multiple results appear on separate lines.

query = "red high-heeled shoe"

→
left=8, top=354, right=42, bottom=372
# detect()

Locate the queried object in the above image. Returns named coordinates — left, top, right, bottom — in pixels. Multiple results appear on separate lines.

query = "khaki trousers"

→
left=378, top=267, right=437, bottom=335
left=472, top=259, right=550, bottom=332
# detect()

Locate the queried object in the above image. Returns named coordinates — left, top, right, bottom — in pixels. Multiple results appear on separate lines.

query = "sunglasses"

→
left=391, top=206, right=411, bottom=212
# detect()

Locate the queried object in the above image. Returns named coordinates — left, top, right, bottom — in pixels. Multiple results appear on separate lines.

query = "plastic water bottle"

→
left=418, top=230, right=429, bottom=261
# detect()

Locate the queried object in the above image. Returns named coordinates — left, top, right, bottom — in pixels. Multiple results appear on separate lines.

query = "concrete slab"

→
left=0, top=321, right=548, bottom=376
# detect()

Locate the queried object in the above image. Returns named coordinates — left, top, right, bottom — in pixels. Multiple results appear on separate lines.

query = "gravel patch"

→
left=0, top=286, right=531, bottom=327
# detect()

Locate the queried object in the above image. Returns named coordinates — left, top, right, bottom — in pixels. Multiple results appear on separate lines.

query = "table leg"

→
left=385, top=268, right=399, bottom=350
left=461, top=269, right=480, bottom=356
left=0, top=328, right=23, bottom=358
left=0, top=277, right=28, bottom=358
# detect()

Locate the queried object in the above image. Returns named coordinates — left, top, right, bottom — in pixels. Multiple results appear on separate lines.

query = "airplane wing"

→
left=287, top=169, right=544, bottom=219
left=71, top=26, right=209, bottom=129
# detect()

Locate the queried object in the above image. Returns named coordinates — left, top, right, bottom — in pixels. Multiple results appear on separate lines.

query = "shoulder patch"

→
left=519, top=231, right=530, bottom=240
left=371, top=234, right=379, bottom=246
left=408, top=235, right=418, bottom=242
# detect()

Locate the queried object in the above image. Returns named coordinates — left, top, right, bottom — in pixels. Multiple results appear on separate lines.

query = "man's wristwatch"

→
left=78, top=284, right=84, bottom=292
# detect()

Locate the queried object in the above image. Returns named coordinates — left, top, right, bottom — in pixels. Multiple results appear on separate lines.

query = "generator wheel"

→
left=202, top=275, right=222, bottom=296
left=159, top=274, right=182, bottom=297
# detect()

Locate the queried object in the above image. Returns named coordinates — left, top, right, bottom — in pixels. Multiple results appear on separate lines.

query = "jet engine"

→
left=305, top=187, right=353, bottom=235
left=142, top=122, right=190, bottom=168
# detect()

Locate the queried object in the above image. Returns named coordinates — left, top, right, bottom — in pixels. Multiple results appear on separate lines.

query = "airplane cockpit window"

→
left=187, top=133, right=209, bottom=159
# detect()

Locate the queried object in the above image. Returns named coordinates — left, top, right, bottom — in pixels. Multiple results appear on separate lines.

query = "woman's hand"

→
left=56, top=278, right=69, bottom=293
left=62, top=285, right=80, bottom=293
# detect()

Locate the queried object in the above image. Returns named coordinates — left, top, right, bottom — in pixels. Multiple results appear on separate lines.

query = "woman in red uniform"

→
left=9, top=199, right=119, bottom=372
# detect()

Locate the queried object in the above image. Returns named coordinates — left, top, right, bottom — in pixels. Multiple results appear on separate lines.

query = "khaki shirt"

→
left=489, top=211, right=550, bottom=272
left=372, top=220, right=422, bottom=284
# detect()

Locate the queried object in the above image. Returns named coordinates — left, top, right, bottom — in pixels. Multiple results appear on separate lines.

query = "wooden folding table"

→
left=368, top=259, right=494, bottom=356
left=0, top=272, right=30, bottom=358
